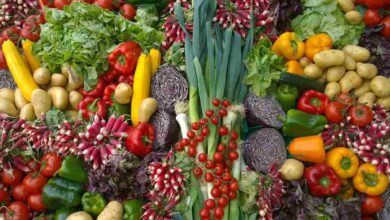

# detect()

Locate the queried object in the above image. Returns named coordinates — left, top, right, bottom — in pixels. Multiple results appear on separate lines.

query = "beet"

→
left=151, top=64, right=188, bottom=113
left=150, top=110, right=180, bottom=151
left=245, top=93, right=285, bottom=129
left=243, top=128, right=287, bottom=173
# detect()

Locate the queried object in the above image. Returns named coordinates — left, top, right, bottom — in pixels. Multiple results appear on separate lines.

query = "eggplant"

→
left=245, top=92, right=285, bottom=129
left=150, top=110, right=180, bottom=151
left=243, top=128, right=287, bottom=173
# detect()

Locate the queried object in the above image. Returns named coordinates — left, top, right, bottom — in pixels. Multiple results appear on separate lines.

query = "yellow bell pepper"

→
left=272, top=32, right=305, bottom=60
left=22, top=40, right=41, bottom=72
left=131, top=53, right=152, bottom=126
left=326, top=147, right=359, bottom=179
left=305, top=33, right=333, bottom=60
left=149, top=48, right=161, bottom=75
left=353, top=163, right=389, bottom=196
left=340, top=179, right=354, bottom=200
left=2, top=40, right=38, bottom=102
left=286, top=60, right=304, bottom=75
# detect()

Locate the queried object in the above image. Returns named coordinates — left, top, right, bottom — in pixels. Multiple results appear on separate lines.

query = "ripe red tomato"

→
left=325, top=101, right=345, bottom=123
left=40, top=153, right=62, bottom=177
left=120, top=4, right=136, bottom=20
left=361, top=196, right=384, bottom=214
left=4, top=201, right=30, bottom=220
left=365, top=0, right=384, bottom=9
left=381, top=16, right=390, bottom=37
left=337, top=93, right=354, bottom=106
left=1, top=168, right=23, bottom=186
left=20, top=24, right=40, bottom=42
left=0, top=189, right=10, bottom=206
left=361, top=215, right=376, bottom=220
left=2, top=27, right=20, bottom=44
left=93, top=0, right=112, bottom=10
left=12, top=184, right=29, bottom=202
left=0, top=49, right=7, bottom=70
left=364, top=9, right=383, bottom=26
left=26, top=160, right=41, bottom=174
left=348, top=105, right=373, bottom=127
left=22, top=174, right=48, bottom=194
left=27, top=194, right=47, bottom=212
left=39, top=0, right=55, bottom=8
left=54, top=0, right=71, bottom=10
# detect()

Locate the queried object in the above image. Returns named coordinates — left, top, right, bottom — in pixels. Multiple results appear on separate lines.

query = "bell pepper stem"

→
left=319, top=177, right=331, bottom=188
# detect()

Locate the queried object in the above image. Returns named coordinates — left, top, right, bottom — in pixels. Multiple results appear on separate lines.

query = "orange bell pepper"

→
left=305, top=33, right=333, bottom=60
left=272, top=32, right=305, bottom=61
left=286, top=60, right=304, bottom=75
left=287, top=135, right=325, bottom=163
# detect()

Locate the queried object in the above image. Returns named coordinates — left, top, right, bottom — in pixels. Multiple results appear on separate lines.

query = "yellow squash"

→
left=149, top=48, right=161, bottom=74
left=131, top=53, right=152, bottom=126
left=2, top=40, right=38, bottom=102
left=22, top=39, right=41, bottom=72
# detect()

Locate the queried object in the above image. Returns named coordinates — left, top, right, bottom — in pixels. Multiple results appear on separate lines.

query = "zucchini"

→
left=279, top=72, right=325, bottom=92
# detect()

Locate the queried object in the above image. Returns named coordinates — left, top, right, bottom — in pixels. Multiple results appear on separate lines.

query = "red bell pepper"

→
left=297, top=90, right=329, bottom=114
left=78, top=97, right=108, bottom=120
left=304, top=163, right=341, bottom=197
left=79, top=77, right=107, bottom=98
left=125, top=123, right=155, bottom=158
left=103, top=83, right=117, bottom=103
left=102, top=69, right=120, bottom=82
left=118, top=74, right=134, bottom=86
left=108, top=41, right=141, bottom=75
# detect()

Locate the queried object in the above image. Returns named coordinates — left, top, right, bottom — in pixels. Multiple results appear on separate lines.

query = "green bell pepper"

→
left=276, top=84, right=299, bottom=112
left=81, top=192, right=106, bottom=216
left=54, top=207, right=76, bottom=220
left=282, top=109, right=328, bottom=138
left=126, top=0, right=168, bottom=9
left=42, top=177, right=84, bottom=210
left=58, top=155, right=88, bottom=183
left=123, top=199, right=143, bottom=220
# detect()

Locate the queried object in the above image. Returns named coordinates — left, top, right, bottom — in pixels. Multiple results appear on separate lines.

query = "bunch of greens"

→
left=244, top=38, right=285, bottom=97
left=33, top=2, right=163, bottom=90
left=291, top=0, right=364, bottom=48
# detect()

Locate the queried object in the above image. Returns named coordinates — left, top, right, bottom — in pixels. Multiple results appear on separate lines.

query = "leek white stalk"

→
left=175, top=102, right=190, bottom=139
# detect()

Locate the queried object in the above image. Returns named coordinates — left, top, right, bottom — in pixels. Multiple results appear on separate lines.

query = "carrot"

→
left=288, top=135, right=326, bottom=163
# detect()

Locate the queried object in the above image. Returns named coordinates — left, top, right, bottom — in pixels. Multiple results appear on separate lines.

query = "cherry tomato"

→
left=196, top=134, right=205, bottom=142
left=0, top=49, right=7, bottom=70
left=28, top=194, right=46, bottom=212
left=213, top=178, right=222, bottom=187
left=381, top=16, right=390, bottom=37
left=211, top=187, right=221, bottom=198
left=187, top=147, right=197, bottom=157
left=230, top=130, right=239, bottom=140
left=198, top=153, right=208, bottom=162
left=22, top=174, right=48, bottom=194
left=366, top=0, right=384, bottom=9
left=364, top=9, right=383, bottom=26
left=199, top=118, right=208, bottom=126
left=220, top=184, right=230, bottom=194
left=218, top=196, right=229, bottom=207
left=175, top=143, right=184, bottom=151
left=1, top=168, right=23, bottom=186
left=192, top=122, right=200, bottom=130
left=41, top=153, right=62, bottom=177
left=12, top=184, right=29, bottom=202
left=216, top=144, right=226, bottom=152
left=222, top=100, right=231, bottom=107
left=20, top=24, right=40, bottom=42
left=214, top=207, right=224, bottom=218
left=212, top=98, right=221, bottom=107
left=205, top=160, right=215, bottom=169
left=229, top=181, right=239, bottom=192
left=228, top=191, right=237, bottom=199
left=93, top=0, right=113, bottom=10
left=228, top=141, right=237, bottom=150
left=213, top=152, right=224, bottom=163
left=214, top=166, right=224, bottom=176
left=325, top=101, right=345, bottom=123
left=54, top=0, right=71, bottom=10
left=361, top=195, right=384, bottom=214
left=205, top=109, right=214, bottom=118
left=211, top=116, right=219, bottom=125
left=192, top=167, right=203, bottom=178
left=199, top=208, right=210, bottom=218
left=4, top=201, right=29, bottom=220
left=180, top=138, right=190, bottom=147
left=205, top=173, right=214, bottom=182
left=0, top=189, right=10, bottom=206
left=218, top=108, right=228, bottom=117
left=348, top=104, right=373, bottom=127
left=120, top=4, right=136, bottom=20
left=189, top=139, right=197, bottom=148
left=2, top=27, right=20, bottom=44
left=204, top=199, right=215, bottom=209
left=187, top=131, right=195, bottom=139
left=229, top=151, right=239, bottom=161
left=218, top=126, right=228, bottom=136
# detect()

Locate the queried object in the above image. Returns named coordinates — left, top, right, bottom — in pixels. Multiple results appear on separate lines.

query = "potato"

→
left=97, top=201, right=123, bottom=220
left=69, top=91, right=83, bottom=110
left=139, top=98, right=158, bottom=123
left=337, top=0, right=355, bottom=12
left=326, top=66, right=346, bottom=82
left=68, top=69, right=83, bottom=90
left=50, top=73, right=67, bottom=87
left=20, top=103, right=35, bottom=121
left=376, top=97, right=390, bottom=110
left=304, top=64, right=323, bottom=79
left=339, top=71, right=362, bottom=93
left=358, top=92, right=376, bottom=108
left=114, top=83, right=132, bottom=104
left=342, top=45, right=370, bottom=62
left=318, top=73, right=327, bottom=84
left=370, top=76, right=390, bottom=97
left=345, top=10, right=362, bottom=25
left=47, top=87, right=68, bottom=110
left=344, top=55, right=357, bottom=71
left=33, top=67, right=51, bottom=85
left=299, top=57, right=312, bottom=68
left=0, top=88, right=15, bottom=103
left=353, top=80, right=371, bottom=97
left=66, top=211, right=93, bottom=220
left=325, top=82, right=341, bottom=98
left=356, top=62, right=377, bottom=79
left=61, top=65, right=70, bottom=79
left=31, top=89, right=52, bottom=118
left=313, top=49, right=346, bottom=68
left=0, top=97, right=18, bottom=117
left=66, top=110, right=79, bottom=121
left=280, top=159, right=304, bottom=181
left=15, top=88, right=28, bottom=110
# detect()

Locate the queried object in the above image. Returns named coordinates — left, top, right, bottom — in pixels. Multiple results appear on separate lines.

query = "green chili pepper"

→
left=81, top=192, right=106, bottom=216
left=123, top=199, right=143, bottom=220
left=276, top=84, right=299, bottom=112
left=54, top=207, right=76, bottom=220
left=42, top=177, right=84, bottom=210
left=58, top=155, right=88, bottom=183
left=282, top=109, right=328, bottom=138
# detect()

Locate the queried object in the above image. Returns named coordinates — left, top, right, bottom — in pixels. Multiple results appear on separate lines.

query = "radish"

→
left=0, top=0, right=39, bottom=30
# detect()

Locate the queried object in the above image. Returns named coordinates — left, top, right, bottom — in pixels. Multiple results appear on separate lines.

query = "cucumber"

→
left=279, top=72, right=325, bottom=92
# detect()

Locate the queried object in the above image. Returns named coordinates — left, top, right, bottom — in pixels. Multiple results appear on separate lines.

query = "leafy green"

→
left=44, top=109, right=69, bottom=126
left=134, top=4, right=159, bottom=28
left=244, top=38, right=285, bottom=97
left=164, top=42, right=186, bottom=72
left=239, top=171, right=260, bottom=214
left=33, top=2, right=163, bottom=90
left=292, top=0, right=364, bottom=48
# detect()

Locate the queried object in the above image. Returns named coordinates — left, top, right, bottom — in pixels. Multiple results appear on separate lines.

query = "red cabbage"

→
left=271, top=0, right=303, bottom=34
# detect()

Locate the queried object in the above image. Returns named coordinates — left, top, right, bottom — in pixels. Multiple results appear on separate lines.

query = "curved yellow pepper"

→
left=305, top=33, right=333, bottom=60
left=326, top=147, right=359, bottom=178
left=272, top=32, right=305, bottom=61
left=22, top=40, right=41, bottom=72
left=286, top=60, right=304, bottom=75
left=353, top=163, right=389, bottom=196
